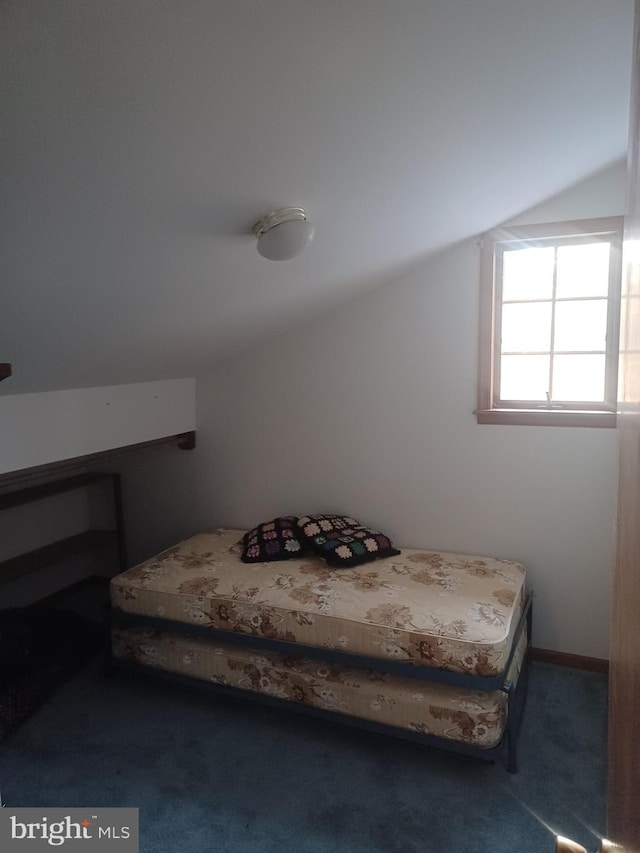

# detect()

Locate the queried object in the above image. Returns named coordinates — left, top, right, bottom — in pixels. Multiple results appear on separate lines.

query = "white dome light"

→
left=253, top=207, right=315, bottom=261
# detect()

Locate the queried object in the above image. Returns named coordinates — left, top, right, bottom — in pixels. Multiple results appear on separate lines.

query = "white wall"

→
left=195, top=162, right=626, bottom=659
left=0, top=378, right=196, bottom=474
left=97, top=443, right=201, bottom=568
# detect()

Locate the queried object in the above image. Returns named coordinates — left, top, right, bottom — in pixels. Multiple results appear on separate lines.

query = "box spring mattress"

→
left=112, top=625, right=527, bottom=749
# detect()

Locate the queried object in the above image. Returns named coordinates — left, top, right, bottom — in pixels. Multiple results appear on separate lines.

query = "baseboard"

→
left=531, top=647, right=609, bottom=674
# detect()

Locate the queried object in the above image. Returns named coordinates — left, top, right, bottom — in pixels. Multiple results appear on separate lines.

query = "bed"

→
left=108, top=528, right=532, bottom=771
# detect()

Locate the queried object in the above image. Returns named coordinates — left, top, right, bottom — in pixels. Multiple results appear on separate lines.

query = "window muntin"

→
left=477, top=218, right=623, bottom=426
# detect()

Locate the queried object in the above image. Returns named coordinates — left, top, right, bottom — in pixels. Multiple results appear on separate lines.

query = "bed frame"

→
left=106, top=592, right=532, bottom=773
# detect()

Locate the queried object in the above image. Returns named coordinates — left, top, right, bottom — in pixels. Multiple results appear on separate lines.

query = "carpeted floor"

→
left=0, top=658, right=607, bottom=852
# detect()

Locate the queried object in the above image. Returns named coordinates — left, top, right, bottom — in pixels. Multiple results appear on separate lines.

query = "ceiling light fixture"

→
left=253, top=207, right=315, bottom=261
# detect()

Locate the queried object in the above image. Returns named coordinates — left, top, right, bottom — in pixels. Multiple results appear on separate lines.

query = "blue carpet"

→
left=0, top=660, right=607, bottom=852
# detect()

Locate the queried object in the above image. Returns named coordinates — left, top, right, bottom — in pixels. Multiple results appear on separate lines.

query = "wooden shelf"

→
left=0, top=472, right=113, bottom=511
left=0, top=530, right=118, bottom=584
left=0, top=471, right=127, bottom=596
left=0, top=432, right=196, bottom=493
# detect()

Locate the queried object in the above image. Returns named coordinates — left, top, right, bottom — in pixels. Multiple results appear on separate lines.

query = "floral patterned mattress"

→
left=111, top=625, right=527, bottom=748
left=110, top=529, right=527, bottom=678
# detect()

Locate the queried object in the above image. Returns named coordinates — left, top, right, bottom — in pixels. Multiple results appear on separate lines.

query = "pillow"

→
left=241, top=517, right=306, bottom=563
left=296, top=514, right=400, bottom=568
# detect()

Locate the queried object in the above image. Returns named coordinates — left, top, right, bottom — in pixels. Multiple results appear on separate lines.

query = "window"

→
left=477, top=217, right=623, bottom=427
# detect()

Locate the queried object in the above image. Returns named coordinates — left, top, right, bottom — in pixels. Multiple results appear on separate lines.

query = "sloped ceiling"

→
left=1, top=0, right=634, bottom=394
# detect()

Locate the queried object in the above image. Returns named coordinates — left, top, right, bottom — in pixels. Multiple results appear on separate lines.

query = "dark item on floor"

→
left=0, top=606, right=102, bottom=740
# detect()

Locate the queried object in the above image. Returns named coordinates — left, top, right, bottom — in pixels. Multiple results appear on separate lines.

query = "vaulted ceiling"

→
left=1, top=0, right=634, bottom=394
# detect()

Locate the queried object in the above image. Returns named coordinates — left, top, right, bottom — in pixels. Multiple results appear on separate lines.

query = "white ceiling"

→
left=1, top=0, right=634, bottom=394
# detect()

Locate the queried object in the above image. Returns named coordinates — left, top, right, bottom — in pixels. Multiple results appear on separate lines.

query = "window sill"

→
left=475, top=409, right=617, bottom=428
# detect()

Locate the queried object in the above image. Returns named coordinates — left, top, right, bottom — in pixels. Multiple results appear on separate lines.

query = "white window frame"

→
left=476, top=216, right=623, bottom=427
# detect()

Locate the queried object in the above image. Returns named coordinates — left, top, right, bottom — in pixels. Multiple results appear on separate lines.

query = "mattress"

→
left=110, top=529, right=527, bottom=677
left=111, top=625, right=527, bottom=749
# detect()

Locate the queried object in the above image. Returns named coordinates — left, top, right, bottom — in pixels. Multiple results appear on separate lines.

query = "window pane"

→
left=501, top=302, right=552, bottom=352
left=502, top=246, right=555, bottom=301
left=552, top=354, right=606, bottom=402
left=500, top=355, right=550, bottom=401
left=556, top=242, right=610, bottom=298
left=554, top=299, right=608, bottom=352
